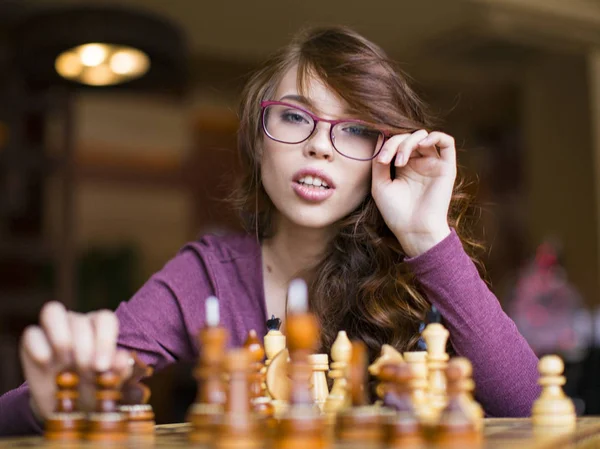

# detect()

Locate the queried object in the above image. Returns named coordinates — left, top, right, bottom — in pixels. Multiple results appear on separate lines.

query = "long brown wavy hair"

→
left=232, top=25, right=483, bottom=362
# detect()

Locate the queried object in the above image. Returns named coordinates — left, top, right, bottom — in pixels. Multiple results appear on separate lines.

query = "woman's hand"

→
left=19, top=302, right=132, bottom=421
left=371, top=129, right=457, bottom=257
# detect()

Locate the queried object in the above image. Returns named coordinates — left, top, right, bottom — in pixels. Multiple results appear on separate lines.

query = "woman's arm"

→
left=405, top=230, right=541, bottom=417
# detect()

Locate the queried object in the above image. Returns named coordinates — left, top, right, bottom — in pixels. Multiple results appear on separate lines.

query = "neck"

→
left=262, top=214, right=333, bottom=285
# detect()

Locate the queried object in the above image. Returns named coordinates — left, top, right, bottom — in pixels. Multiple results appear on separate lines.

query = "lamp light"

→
left=12, top=4, right=187, bottom=94
left=55, top=43, right=150, bottom=86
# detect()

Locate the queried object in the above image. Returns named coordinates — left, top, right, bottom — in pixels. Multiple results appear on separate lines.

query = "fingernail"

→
left=96, top=355, right=110, bottom=371
left=396, top=154, right=405, bottom=165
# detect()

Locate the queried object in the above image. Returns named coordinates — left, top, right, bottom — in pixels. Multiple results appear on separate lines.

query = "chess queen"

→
left=2, top=26, right=540, bottom=436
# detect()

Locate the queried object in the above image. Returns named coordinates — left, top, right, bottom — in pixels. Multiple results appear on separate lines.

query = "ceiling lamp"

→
left=11, top=4, right=188, bottom=94
left=55, top=43, right=150, bottom=86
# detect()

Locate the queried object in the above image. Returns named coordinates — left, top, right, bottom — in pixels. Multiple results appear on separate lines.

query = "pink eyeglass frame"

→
left=260, top=100, right=391, bottom=161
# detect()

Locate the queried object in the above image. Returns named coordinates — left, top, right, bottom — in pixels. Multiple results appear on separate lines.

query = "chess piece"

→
left=308, top=353, right=330, bottom=412
left=422, top=323, right=450, bottom=417
left=382, top=363, right=423, bottom=448
left=44, top=370, right=86, bottom=441
left=86, top=370, right=127, bottom=442
left=451, top=357, right=483, bottom=431
left=119, top=352, right=155, bottom=436
left=369, top=344, right=404, bottom=399
left=266, top=347, right=291, bottom=419
left=336, top=341, right=385, bottom=445
left=403, top=351, right=435, bottom=424
left=187, top=296, right=229, bottom=443
left=324, top=330, right=352, bottom=417
left=215, top=348, right=262, bottom=449
left=244, top=329, right=275, bottom=420
left=274, top=279, right=329, bottom=449
left=532, top=355, right=576, bottom=429
left=436, top=361, right=481, bottom=446
left=263, top=314, right=286, bottom=398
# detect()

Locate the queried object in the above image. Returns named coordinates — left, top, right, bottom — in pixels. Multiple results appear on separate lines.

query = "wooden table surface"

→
left=1, top=417, right=600, bottom=448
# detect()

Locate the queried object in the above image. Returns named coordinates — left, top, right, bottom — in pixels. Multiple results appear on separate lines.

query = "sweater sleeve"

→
left=0, top=384, right=44, bottom=436
left=404, top=230, right=541, bottom=417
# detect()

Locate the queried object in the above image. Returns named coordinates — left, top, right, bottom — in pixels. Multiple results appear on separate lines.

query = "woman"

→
left=0, top=26, right=539, bottom=436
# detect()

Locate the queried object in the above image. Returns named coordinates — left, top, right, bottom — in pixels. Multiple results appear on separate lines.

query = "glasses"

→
left=260, top=101, right=388, bottom=161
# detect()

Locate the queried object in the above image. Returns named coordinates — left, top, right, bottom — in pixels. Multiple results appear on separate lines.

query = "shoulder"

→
left=190, top=232, right=260, bottom=263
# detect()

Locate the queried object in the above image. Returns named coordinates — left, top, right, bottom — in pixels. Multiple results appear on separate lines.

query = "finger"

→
left=68, top=312, right=95, bottom=372
left=376, top=133, right=412, bottom=165
left=418, top=131, right=456, bottom=163
left=395, top=129, right=429, bottom=167
left=372, top=154, right=392, bottom=190
left=89, top=310, right=119, bottom=371
left=114, top=350, right=134, bottom=380
left=20, top=325, right=53, bottom=366
left=39, top=301, right=72, bottom=364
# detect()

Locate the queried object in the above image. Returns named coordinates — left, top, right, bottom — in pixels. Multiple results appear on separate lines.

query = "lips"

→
left=291, top=168, right=336, bottom=203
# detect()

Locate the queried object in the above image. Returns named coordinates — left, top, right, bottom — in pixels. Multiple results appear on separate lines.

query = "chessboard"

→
left=1, top=418, right=600, bottom=448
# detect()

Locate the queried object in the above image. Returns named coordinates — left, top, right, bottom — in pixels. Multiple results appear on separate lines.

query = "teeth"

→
left=298, top=176, right=330, bottom=188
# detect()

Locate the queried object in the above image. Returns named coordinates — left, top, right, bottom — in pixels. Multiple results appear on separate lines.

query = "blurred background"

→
left=1, top=0, right=600, bottom=422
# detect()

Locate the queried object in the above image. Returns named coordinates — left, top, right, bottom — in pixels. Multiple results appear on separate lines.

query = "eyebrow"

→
left=278, top=94, right=357, bottom=119
left=279, top=94, right=313, bottom=107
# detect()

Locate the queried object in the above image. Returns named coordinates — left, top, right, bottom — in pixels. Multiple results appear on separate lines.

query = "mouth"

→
left=295, top=175, right=332, bottom=190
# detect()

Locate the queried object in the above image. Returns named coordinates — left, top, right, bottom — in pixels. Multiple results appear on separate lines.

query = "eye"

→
left=281, top=109, right=311, bottom=125
left=341, top=124, right=379, bottom=138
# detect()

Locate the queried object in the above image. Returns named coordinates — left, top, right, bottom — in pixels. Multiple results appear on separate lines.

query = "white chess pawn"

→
left=532, top=355, right=576, bottom=428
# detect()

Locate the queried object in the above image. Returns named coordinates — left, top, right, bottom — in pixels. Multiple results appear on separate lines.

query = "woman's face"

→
left=260, top=67, right=372, bottom=231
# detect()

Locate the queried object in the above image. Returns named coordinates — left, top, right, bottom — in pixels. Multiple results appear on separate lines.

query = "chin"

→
left=275, top=203, right=344, bottom=231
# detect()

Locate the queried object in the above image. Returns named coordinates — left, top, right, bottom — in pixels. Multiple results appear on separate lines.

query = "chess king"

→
left=3, top=25, right=541, bottom=436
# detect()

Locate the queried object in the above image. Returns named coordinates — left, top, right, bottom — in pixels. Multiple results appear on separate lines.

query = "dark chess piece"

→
left=119, top=352, right=155, bottom=436
left=215, top=348, right=263, bottom=449
left=435, top=360, right=481, bottom=448
left=44, top=370, right=86, bottom=441
left=382, top=363, right=424, bottom=448
left=336, top=341, right=385, bottom=446
left=273, top=279, right=329, bottom=449
left=244, top=329, right=275, bottom=421
left=187, top=296, right=229, bottom=444
left=86, top=370, right=127, bottom=442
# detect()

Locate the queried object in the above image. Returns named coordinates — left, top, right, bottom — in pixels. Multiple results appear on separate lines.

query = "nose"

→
left=303, top=122, right=334, bottom=161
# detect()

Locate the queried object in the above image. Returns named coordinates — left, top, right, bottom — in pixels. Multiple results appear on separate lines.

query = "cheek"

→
left=260, top=142, right=285, bottom=193
left=352, top=165, right=372, bottom=199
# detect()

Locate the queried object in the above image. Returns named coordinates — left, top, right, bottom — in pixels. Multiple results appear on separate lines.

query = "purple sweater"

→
left=0, top=230, right=540, bottom=435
